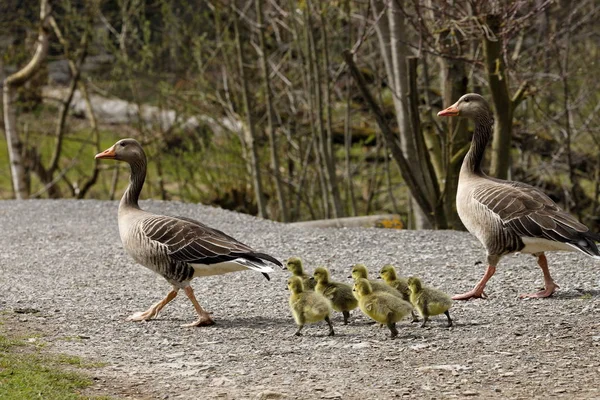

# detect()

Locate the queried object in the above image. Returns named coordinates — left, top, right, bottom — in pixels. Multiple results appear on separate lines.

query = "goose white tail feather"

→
left=192, top=259, right=273, bottom=278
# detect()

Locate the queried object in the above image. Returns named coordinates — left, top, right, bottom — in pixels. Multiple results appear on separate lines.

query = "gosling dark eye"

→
left=120, top=142, right=126, bottom=147
left=464, top=98, right=470, bottom=103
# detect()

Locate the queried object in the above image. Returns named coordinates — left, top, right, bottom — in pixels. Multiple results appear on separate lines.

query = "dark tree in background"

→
left=1, top=0, right=599, bottom=232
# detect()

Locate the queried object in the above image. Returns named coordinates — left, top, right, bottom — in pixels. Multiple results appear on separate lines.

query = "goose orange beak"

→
left=95, top=146, right=116, bottom=159
left=438, top=104, right=460, bottom=117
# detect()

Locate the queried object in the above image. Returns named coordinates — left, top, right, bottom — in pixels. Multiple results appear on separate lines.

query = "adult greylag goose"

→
left=438, top=94, right=600, bottom=300
left=95, top=138, right=283, bottom=326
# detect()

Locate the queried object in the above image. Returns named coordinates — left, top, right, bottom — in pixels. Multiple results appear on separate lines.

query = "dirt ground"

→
left=1, top=200, right=599, bottom=399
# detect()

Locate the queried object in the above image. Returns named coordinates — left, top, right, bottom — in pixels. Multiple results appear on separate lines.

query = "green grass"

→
left=0, top=332, right=113, bottom=400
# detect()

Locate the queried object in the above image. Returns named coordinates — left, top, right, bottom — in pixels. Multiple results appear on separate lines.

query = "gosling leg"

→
left=444, top=310, right=453, bottom=327
left=386, top=321, right=398, bottom=339
left=325, top=316, right=335, bottom=336
left=342, top=311, right=350, bottom=325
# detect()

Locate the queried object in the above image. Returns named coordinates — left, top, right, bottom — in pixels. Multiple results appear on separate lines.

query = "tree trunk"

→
left=483, top=14, right=512, bottom=180
left=3, top=0, right=51, bottom=199
left=305, top=0, right=343, bottom=218
left=256, top=0, right=288, bottom=221
left=437, top=31, right=469, bottom=230
left=343, top=50, right=435, bottom=228
left=369, top=0, right=443, bottom=229
left=232, top=5, right=268, bottom=219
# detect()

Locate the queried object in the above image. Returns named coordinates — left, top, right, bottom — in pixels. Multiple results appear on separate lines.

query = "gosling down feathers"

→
left=313, top=266, right=358, bottom=324
left=287, top=276, right=334, bottom=336
left=353, top=278, right=413, bottom=338
left=379, top=264, right=419, bottom=323
left=438, top=94, right=600, bottom=300
left=350, top=264, right=403, bottom=299
left=286, top=257, right=316, bottom=291
left=407, top=277, right=452, bottom=328
left=96, top=139, right=283, bottom=327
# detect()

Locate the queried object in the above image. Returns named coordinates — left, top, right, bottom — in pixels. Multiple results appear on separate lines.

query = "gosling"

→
left=287, top=276, right=334, bottom=336
left=353, top=278, right=413, bottom=338
left=407, top=276, right=453, bottom=328
left=350, top=264, right=403, bottom=300
left=286, top=257, right=316, bottom=290
left=313, top=266, right=358, bottom=324
left=380, top=264, right=419, bottom=323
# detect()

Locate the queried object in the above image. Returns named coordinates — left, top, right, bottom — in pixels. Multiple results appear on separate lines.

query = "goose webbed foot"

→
left=519, top=282, right=559, bottom=299
left=181, top=285, right=215, bottom=328
left=452, top=289, right=488, bottom=301
left=127, top=309, right=158, bottom=322
left=127, top=289, right=178, bottom=322
left=181, top=313, right=215, bottom=327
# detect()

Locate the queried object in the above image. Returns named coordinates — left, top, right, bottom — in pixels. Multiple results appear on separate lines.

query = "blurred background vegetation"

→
left=1, top=0, right=599, bottom=231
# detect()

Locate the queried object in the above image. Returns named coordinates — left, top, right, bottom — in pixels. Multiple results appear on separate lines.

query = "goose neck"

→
left=462, top=114, right=493, bottom=175
left=120, top=156, right=147, bottom=210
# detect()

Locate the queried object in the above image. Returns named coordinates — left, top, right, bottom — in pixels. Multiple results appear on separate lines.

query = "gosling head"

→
left=407, top=276, right=423, bottom=293
left=353, top=278, right=373, bottom=297
left=379, top=264, right=397, bottom=282
left=95, top=138, right=146, bottom=164
left=313, top=266, right=330, bottom=283
left=286, top=257, right=304, bottom=276
left=350, top=264, right=368, bottom=281
left=437, top=93, right=491, bottom=120
left=287, top=276, right=305, bottom=294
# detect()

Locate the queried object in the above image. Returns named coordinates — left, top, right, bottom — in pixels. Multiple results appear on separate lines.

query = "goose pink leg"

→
left=181, top=286, right=215, bottom=327
left=127, top=289, right=178, bottom=321
left=519, top=253, right=559, bottom=299
left=453, top=265, right=496, bottom=300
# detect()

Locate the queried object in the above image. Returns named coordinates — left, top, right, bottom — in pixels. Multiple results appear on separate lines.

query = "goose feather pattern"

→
left=97, top=138, right=282, bottom=326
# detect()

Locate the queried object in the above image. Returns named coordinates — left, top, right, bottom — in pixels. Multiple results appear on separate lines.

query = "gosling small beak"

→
left=437, top=104, right=460, bottom=117
left=95, top=146, right=117, bottom=159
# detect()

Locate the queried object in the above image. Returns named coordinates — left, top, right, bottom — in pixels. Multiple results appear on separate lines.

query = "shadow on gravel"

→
left=551, top=289, right=600, bottom=300
left=175, top=316, right=291, bottom=330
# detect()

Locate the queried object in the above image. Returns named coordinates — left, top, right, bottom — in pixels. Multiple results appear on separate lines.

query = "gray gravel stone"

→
left=1, top=199, right=599, bottom=399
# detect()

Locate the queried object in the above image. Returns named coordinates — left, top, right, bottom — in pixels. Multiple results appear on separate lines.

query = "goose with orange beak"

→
left=438, top=93, right=600, bottom=300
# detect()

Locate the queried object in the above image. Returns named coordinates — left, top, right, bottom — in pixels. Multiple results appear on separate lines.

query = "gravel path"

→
left=1, top=200, right=599, bottom=399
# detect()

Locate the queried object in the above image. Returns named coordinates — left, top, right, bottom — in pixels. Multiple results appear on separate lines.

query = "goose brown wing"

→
left=473, top=181, right=591, bottom=244
left=141, top=215, right=256, bottom=264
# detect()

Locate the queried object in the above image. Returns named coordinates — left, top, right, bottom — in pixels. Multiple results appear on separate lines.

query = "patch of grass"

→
left=0, top=332, right=112, bottom=399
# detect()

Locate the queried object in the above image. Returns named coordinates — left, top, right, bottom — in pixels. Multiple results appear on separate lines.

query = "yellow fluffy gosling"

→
left=350, top=264, right=403, bottom=300
left=287, top=276, right=334, bottom=336
left=286, top=257, right=316, bottom=290
left=408, top=277, right=453, bottom=328
left=313, top=266, right=358, bottom=324
left=380, top=264, right=419, bottom=323
left=353, top=278, right=413, bottom=338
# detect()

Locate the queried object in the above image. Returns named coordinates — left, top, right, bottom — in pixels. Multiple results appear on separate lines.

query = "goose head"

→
left=437, top=93, right=490, bottom=119
left=96, top=138, right=145, bottom=163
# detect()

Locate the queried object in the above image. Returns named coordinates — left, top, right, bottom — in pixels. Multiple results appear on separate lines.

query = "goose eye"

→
left=120, top=142, right=126, bottom=147
left=464, top=98, right=470, bottom=103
